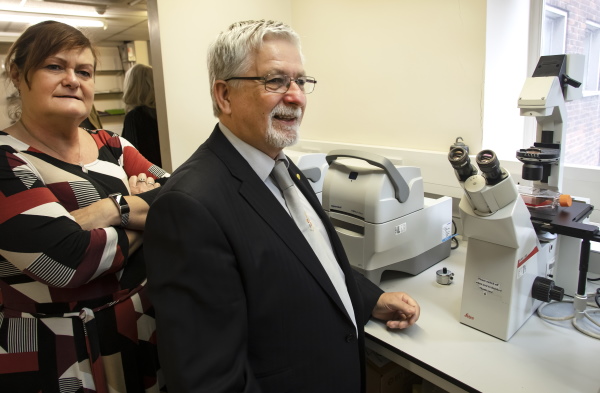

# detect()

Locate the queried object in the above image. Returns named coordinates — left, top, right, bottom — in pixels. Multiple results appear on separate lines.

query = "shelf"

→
left=98, top=113, right=125, bottom=117
left=98, top=109, right=126, bottom=116
left=96, top=69, right=124, bottom=74
left=95, top=90, right=123, bottom=95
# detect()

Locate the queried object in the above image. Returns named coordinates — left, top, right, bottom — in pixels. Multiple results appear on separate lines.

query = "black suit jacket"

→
left=144, top=125, right=384, bottom=393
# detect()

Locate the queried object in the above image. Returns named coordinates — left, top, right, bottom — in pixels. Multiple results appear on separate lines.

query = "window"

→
left=539, top=0, right=600, bottom=167
left=584, top=21, right=600, bottom=93
left=542, top=6, right=567, bottom=55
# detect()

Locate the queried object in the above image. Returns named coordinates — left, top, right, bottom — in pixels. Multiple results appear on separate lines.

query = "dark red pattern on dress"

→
left=47, top=181, right=80, bottom=212
left=0, top=129, right=168, bottom=392
left=0, top=187, right=58, bottom=224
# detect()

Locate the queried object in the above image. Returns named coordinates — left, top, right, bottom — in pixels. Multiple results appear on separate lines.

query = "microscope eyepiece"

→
left=448, top=147, right=476, bottom=181
left=449, top=147, right=469, bottom=167
left=476, top=150, right=505, bottom=185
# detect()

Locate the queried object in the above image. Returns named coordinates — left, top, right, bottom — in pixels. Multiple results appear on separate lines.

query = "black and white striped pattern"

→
left=13, top=165, right=39, bottom=189
left=149, top=164, right=168, bottom=179
left=58, top=377, right=83, bottom=393
left=27, top=254, right=75, bottom=287
left=0, top=258, right=21, bottom=277
left=70, top=181, right=101, bottom=208
left=7, top=318, right=37, bottom=353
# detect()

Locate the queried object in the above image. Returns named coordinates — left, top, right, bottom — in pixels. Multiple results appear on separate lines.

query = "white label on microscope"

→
left=475, top=277, right=502, bottom=295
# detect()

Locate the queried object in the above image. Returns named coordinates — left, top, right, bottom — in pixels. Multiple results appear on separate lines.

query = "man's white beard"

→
left=266, top=105, right=302, bottom=149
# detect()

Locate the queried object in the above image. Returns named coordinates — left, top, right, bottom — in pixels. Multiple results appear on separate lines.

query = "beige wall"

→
left=133, top=41, right=151, bottom=66
left=148, top=0, right=293, bottom=171
left=148, top=0, right=486, bottom=171
left=293, top=0, right=486, bottom=153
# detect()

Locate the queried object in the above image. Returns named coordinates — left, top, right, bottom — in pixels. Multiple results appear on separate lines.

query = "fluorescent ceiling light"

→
left=0, top=13, right=105, bottom=28
left=0, top=4, right=100, bottom=18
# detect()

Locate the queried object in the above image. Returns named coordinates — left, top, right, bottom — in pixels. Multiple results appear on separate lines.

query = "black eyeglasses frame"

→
left=224, top=74, right=317, bottom=94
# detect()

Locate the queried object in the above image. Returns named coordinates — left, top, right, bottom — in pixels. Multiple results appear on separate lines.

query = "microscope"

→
left=448, top=147, right=563, bottom=341
left=450, top=54, right=599, bottom=340
left=516, top=54, right=600, bottom=328
left=516, top=54, right=583, bottom=191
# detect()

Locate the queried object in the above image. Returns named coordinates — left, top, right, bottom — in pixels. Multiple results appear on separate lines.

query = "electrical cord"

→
left=537, top=290, right=600, bottom=340
left=450, top=220, right=459, bottom=250
left=572, top=309, right=600, bottom=339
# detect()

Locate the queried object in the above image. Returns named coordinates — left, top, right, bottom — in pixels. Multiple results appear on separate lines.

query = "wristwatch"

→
left=108, top=193, right=130, bottom=227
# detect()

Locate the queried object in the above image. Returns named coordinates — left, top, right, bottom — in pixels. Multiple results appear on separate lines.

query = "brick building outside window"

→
left=544, top=0, right=600, bottom=166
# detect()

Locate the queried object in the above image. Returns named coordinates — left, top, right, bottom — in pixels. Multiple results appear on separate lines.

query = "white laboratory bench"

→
left=365, top=236, right=600, bottom=393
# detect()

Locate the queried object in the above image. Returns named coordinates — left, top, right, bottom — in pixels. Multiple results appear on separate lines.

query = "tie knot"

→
left=271, top=160, right=294, bottom=191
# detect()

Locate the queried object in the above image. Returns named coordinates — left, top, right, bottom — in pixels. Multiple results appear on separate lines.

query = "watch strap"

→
left=108, top=193, right=130, bottom=227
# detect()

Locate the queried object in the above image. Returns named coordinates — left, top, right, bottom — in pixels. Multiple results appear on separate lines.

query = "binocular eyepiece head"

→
left=448, top=148, right=506, bottom=185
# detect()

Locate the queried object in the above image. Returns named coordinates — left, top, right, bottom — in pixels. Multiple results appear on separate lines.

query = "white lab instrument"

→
left=322, top=150, right=453, bottom=284
left=517, top=54, right=584, bottom=191
left=448, top=148, right=563, bottom=341
left=284, top=149, right=328, bottom=202
left=517, top=54, right=590, bottom=298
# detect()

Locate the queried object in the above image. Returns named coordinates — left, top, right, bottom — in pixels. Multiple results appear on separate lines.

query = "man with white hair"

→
left=145, top=20, right=420, bottom=393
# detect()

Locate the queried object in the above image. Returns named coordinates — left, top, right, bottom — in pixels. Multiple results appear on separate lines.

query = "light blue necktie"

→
left=271, top=160, right=357, bottom=331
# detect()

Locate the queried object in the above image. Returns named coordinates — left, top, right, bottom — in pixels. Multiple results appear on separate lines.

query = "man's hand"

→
left=372, top=292, right=420, bottom=329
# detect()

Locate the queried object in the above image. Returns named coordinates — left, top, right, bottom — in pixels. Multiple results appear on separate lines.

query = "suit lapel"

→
left=205, top=126, right=354, bottom=323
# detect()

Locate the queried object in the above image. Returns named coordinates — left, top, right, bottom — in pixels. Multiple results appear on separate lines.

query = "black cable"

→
left=451, top=220, right=459, bottom=250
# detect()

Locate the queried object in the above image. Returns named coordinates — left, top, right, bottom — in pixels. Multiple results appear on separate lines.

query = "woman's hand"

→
left=129, top=173, right=160, bottom=195
left=71, top=174, right=158, bottom=232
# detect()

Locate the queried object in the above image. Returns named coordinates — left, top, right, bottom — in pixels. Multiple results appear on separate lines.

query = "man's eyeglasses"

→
left=224, top=74, right=317, bottom=94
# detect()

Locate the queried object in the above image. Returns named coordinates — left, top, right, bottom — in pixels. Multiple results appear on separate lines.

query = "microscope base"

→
left=459, top=236, right=549, bottom=341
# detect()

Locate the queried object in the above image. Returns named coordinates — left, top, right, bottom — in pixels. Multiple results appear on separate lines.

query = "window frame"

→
left=583, top=20, right=600, bottom=95
left=541, top=5, right=567, bottom=55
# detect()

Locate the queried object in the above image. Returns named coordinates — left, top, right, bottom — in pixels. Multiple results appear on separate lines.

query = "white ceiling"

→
left=0, top=0, right=149, bottom=45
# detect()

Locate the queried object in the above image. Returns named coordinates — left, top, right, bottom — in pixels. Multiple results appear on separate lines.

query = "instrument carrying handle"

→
left=325, top=149, right=410, bottom=203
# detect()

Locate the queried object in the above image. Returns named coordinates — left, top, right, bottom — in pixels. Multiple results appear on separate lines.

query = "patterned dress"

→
left=0, top=129, right=169, bottom=393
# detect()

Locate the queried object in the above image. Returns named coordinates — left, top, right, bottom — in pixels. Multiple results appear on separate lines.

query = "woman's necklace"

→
left=19, top=121, right=88, bottom=173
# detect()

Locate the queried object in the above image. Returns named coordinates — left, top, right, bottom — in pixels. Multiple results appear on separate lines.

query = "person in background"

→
left=122, top=63, right=162, bottom=167
left=144, top=19, right=419, bottom=393
left=0, top=20, right=168, bottom=392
